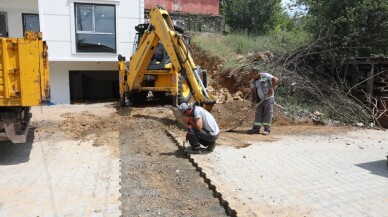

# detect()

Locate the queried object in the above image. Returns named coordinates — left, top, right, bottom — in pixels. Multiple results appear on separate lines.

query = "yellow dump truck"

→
left=0, top=32, right=50, bottom=143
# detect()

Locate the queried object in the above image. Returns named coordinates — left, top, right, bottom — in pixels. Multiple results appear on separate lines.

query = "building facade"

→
left=0, top=0, right=144, bottom=104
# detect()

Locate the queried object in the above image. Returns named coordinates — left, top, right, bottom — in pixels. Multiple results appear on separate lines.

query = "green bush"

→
left=221, top=30, right=311, bottom=55
left=223, top=0, right=283, bottom=34
left=192, top=30, right=312, bottom=70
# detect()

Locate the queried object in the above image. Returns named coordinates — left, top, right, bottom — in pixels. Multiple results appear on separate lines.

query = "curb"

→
left=165, top=129, right=238, bottom=217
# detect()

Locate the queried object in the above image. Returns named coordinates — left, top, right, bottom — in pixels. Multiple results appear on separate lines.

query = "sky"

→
left=281, top=0, right=291, bottom=7
left=281, top=0, right=307, bottom=16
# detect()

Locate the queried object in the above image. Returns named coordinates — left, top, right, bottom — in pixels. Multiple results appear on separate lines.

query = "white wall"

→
left=1, top=0, right=144, bottom=104
left=0, top=0, right=39, bottom=37
left=39, top=0, right=143, bottom=61
left=50, top=61, right=117, bottom=104
left=40, top=0, right=143, bottom=103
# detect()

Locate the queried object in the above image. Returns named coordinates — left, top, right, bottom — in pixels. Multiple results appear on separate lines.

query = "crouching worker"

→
left=178, top=103, right=220, bottom=154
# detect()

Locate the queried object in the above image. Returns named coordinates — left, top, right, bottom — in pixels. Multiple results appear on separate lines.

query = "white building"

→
left=0, top=0, right=144, bottom=104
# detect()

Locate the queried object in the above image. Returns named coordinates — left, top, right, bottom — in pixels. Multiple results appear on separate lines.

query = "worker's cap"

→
left=177, top=103, right=192, bottom=114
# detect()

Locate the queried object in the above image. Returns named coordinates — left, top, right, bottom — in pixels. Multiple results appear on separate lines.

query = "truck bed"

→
left=0, top=32, right=50, bottom=106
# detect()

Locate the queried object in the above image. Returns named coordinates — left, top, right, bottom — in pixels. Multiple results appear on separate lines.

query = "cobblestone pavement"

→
left=0, top=105, right=121, bottom=217
left=171, top=127, right=388, bottom=217
left=1, top=104, right=387, bottom=217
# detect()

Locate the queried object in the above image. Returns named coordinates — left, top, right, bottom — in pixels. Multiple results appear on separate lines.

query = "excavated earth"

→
left=118, top=106, right=227, bottom=216
left=42, top=103, right=229, bottom=216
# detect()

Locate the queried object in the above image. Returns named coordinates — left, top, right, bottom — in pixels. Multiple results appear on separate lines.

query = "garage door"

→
left=69, top=71, right=119, bottom=103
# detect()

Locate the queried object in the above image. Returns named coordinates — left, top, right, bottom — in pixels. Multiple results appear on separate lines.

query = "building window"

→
left=75, top=3, right=116, bottom=53
left=22, top=14, right=40, bottom=35
left=0, top=12, right=8, bottom=37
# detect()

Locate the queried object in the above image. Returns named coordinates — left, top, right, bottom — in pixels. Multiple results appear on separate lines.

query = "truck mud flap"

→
left=1, top=111, right=31, bottom=143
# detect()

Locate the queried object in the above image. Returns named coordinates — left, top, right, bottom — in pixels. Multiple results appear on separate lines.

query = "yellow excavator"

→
left=118, top=6, right=215, bottom=112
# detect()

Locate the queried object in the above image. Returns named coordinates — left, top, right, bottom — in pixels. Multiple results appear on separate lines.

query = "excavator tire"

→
left=171, top=95, right=179, bottom=107
left=178, top=74, right=191, bottom=104
left=120, top=93, right=126, bottom=107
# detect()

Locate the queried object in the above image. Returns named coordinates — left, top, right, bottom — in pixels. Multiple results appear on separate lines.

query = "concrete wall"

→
left=169, top=12, right=224, bottom=33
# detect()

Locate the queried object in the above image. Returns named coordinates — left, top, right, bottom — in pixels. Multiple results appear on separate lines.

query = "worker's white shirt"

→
left=253, top=72, right=274, bottom=100
left=193, top=106, right=220, bottom=136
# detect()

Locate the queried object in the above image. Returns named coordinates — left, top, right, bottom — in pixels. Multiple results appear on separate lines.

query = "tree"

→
left=223, top=0, right=283, bottom=35
left=297, top=0, right=388, bottom=65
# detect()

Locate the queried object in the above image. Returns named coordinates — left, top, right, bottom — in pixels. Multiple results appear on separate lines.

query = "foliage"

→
left=192, top=30, right=312, bottom=70
left=192, top=30, right=385, bottom=126
left=222, top=0, right=284, bottom=34
left=191, top=33, right=241, bottom=70
left=225, top=29, right=312, bottom=55
left=296, top=0, right=388, bottom=69
left=193, top=17, right=204, bottom=32
left=195, top=0, right=388, bottom=127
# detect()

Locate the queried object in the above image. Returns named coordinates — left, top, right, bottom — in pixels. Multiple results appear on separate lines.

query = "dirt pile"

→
left=60, top=113, right=119, bottom=142
left=211, top=101, right=253, bottom=130
left=211, top=100, right=293, bottom=131
left=191, top=43, right=300, bottom=128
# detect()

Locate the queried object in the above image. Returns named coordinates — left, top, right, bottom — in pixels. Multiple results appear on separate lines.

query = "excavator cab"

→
left=133, top=23, right=185, bottom=69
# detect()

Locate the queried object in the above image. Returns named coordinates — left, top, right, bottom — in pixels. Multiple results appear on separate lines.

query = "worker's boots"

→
left=184, top=146, right=202, bottom=154
left=185, top=126, right=202, bottom=154
left=206, top=142, right=216, bottom=151
left=263, top=126, right=271, bottom=135
left=248, top=126, right=260, bottom=134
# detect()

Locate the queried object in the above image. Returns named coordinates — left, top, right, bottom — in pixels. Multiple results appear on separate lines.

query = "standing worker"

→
left=248, top=68, right=280, bottom=135
left=177, top=103, right=220, bottom=154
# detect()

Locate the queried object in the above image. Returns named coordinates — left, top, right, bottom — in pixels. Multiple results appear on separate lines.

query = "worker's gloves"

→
left=187, top=119, right=195, bottom=126
left=252, top=99, right=265, bottom=109
left=251, top=102, right=260, bottom=109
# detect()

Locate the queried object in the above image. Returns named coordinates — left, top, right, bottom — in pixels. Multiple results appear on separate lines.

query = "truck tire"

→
left=178, top=74, right=191, bottom=103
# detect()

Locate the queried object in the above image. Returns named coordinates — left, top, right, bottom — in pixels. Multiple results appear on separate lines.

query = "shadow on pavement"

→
left=355, top=160, right=388, bottom=178
left=0, top=127, right=35, bottom=165
left=133, top=114, right=177, bottom=126
left=224, top=129, right=248, bottom=134
left=160, top=149, right=187, bottom=159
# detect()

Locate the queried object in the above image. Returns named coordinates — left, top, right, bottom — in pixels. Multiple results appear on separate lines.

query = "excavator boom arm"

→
left=119, top=6, right=215, bottom=111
